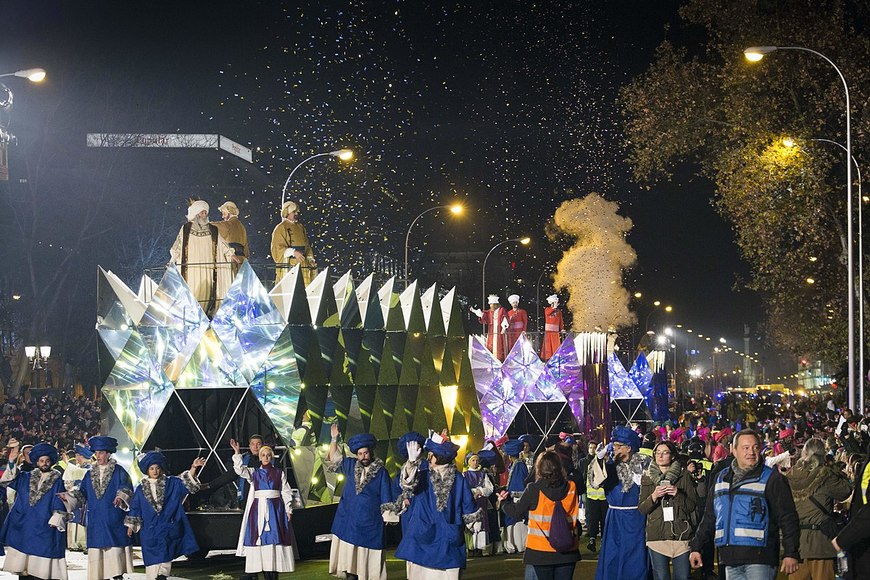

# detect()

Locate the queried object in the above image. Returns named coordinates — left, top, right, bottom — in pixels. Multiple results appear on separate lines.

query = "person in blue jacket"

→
left=394, top=430, right=483, bottom=579
left=63, top=436, right=134, bottom=580
left=0, top=442, right=69, bottom=580
left=387, top=431, right=427, bottom=525
left=326, top=425, right=392, bottom=580
left=124, top=451, right=203, bottom=580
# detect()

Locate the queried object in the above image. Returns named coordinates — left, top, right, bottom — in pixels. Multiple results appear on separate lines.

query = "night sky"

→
left=0, top=1, right=785, bottom=381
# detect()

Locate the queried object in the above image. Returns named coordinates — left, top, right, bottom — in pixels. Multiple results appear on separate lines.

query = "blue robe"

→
left=329, top=457, right=392, bottom=550
left=240, top=465, right=294, bottom=547
left=391, top=461, right=428, bottom=530
left=502, top=459, right=529, bottom=526
left=78, top=461, right=133, bottom=548
left=594, top=458, right=649, bottom=580
left=0, top=469, right=67, bottom=559
left=394, top=464, right=481, bottom=570
left=127, top=475, right=199, bottom=566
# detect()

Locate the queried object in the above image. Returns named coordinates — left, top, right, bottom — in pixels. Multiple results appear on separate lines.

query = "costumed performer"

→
left=212, top=201, right=249, bottom=276
left=540, top=294, right=564, bottom=361
left=470, top=295, right=509, bottom=362
left=63, top=443, right=93, bottom=551
left=462, top=451, right=494, bottom=556
left=230, top=438, right=296, bottom=580
left=125, top=452, right=203, bottom=580
left=501, top=439, right=529, bottom=554
left=505, top=294, right=528, bottom=353
left=271, top=200, right=316, bottom=287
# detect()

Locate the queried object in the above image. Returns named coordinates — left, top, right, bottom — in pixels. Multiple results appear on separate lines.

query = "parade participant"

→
left=689, top=429, right=800, bottom=578
left=388, top=431, right=426, bottom=528
left=499, top=450, right=582, bottom=580
left=592, top=425, right=650, bottom=580
left=67, top=436, right=134, bottom=580
left=583, top=441, right=608, bottom=553
left=63, top=443, right=93, bottom=551
left=638, top=440, right=697, bottom=580
left=463, top=451, right=494, bottom=556
left=0, top=442, right=69, bottom=580
left=540, top=294, right=564, bottom=361
left=230, top=438, right=296, bottom=579
left=271, top=200, right=316, bottom=286
left=505, top=294, right=528, bottom=353
left=470, top=295, right=509, bottom=362
left=394, top=431, right=483, bottom=579
left=325, top=425, right=392, bottom=580
left=203, top=435, right=271, bottom=510
left=169, top=199, right=236, bottom=317
left=502, top=439, right=529, bottom=554
left=125, top=451, right=203, bottom=580
left=212, top=201, right=249, bottom=275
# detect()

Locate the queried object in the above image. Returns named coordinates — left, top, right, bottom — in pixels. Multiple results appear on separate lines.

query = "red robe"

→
left=505, top=308, right=528, bottom=353
left=540, top=306, right=564, bottom=361
left=479, top=307, right=508, bottom=361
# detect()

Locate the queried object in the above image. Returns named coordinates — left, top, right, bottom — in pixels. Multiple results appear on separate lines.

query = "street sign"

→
left=86, top=133, right=253, bottom=163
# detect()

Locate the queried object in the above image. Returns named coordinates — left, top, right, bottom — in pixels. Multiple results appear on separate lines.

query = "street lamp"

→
left=279, top=149, right=354, bottom=213
left=745, top=44, right=855, bottom=410
left=0, top=68, right=46, bottom=82
left=24, top=344, right=51, bottom=391
left=403, top=203, right=464, bottom=283
left=644, top=303, right=673, bottom=331
left=481, top=237, right=531, bottom=310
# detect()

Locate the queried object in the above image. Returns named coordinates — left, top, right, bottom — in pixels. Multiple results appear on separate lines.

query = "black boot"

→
left=240, top=575, right=258, bottom=580
left=586, top=537, right=596, bottom=552
left=156, top=576, right=167, bottom=580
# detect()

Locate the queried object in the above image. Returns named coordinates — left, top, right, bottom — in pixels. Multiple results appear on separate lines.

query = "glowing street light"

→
left=0, top=68, right=46, bottom=82
left=279, top=149, right=355, bottom=213
left=481, top=237, right=530, bottom=310
left=404, top=203, right=465, bottom=282
left=745, top=44, right=856, bottom=409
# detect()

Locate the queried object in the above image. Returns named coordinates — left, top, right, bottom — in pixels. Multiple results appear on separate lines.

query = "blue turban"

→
left=477, top=449, right=497, bottom=468
left=503, top=439, right=523, bottom=457
left=612, top=425, right=641, bottom=453
left=30, top=442, right=58, bottom=465
left=518, top=434, right=532, bottom=444
left=74, top=443, right=94, bottom=459
left=424, top=437, right=459, bottom=462
left=348, top=433, right=378, bottom=454
left=88, top=436, right=118, bottom=453
left=137, top=451, right=167, bottom=475
left=397, top=431, right=425, bottom=460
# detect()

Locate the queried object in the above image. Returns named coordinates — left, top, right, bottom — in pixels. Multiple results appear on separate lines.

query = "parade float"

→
left=95, top=260, right=614, bottom=555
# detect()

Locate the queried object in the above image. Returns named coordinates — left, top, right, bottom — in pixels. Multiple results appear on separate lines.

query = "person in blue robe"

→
left=501, top=439, right=529, bottom=553
left=0, top=442, right=69, bottom=580
left=63, top=443, right=93, bottom=551
left=394, top=431, right=483, bottom=579
left=230, top=438, right=296, bottom=580
left=463, top=451, right=494, bottom=556
left=592, top=425, right=650, bottom=580
left=387, top=431, right=427, bottom=527
left=124, top=451, right=203, bottom=580
left=326, top=426, right=392, bottom=580
left=64, top=437, right=133, bottom=580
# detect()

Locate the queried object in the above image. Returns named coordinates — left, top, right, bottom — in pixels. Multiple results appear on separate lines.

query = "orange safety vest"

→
left=526, top=481, right=579, bottom=553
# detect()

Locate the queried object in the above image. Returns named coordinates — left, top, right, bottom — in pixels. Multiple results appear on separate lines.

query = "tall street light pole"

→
left=745, top=45, right=855, bottom=410
left=404, top=203, right=464, bottom=284
left=482, top=237, right=531, bottom=309
left=280, top=149, right=354, bottom=212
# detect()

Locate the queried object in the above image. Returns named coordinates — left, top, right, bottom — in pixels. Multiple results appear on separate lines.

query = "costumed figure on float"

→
left=540, top=294, right=564, bottom=361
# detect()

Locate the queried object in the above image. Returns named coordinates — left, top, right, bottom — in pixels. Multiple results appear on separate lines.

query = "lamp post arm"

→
left=404, top=205, right=449, bottom=283
left=280, top=152, right=334, bottom=212
left=481, top=239, right=514, bottom=309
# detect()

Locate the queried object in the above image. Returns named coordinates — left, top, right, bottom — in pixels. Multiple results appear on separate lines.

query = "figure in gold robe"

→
left=270, top=200, right=316, bottom=286
left=212, top=201, right=249, bottom=277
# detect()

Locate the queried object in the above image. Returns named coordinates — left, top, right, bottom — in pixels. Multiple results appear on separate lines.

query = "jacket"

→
left=786, top=462, right=851, bottom=559
left=837, top=460, right=870, bottom=578
left=638, top=460, right=698, bottom=542
left=689, top=459, right=800, bottom=568
left=502, top=479, right=582, bottom=566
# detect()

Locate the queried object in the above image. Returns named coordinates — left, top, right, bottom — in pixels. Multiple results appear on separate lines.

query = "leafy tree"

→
left=619, top=0, right=870, bottom=371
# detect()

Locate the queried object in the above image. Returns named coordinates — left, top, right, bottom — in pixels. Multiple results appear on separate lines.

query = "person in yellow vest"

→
left=270, top=201, right=316, bottom=286
left=499, top=451, right=581, bottom=580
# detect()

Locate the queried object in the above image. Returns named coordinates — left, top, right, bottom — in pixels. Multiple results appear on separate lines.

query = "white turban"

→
left=187, top=200, right=209, bottom=222
left=508, top=294, right=520, bottom=305
left=282, top=201, right=299, bottom=217
left=218, top=201, right=239, bottom=216
left=487, top=294, right=500, bottom=304
left=546, top=294, right=559, bottom=305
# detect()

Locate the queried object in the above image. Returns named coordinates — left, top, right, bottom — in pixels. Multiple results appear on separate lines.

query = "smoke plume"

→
left=552, top=193, right=637, bottom=330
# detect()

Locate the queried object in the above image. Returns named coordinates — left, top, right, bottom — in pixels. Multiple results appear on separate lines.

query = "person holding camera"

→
left=786, top=438, right=850, bottom=579
left=639, top=440, right=698, bottom=580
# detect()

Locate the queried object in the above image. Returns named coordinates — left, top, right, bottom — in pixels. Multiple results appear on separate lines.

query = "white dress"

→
left=169, top=223, right=234, bottom=314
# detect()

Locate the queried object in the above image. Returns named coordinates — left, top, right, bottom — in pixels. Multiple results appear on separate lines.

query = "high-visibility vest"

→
left=526, top=481, right=579, bottom=552
left=713, top=466, right=772, bottom=548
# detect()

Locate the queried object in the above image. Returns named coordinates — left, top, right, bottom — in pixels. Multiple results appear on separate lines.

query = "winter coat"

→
left=786, top=462, right=851, bottom=559
left=638, top=460, right=698, bottom=542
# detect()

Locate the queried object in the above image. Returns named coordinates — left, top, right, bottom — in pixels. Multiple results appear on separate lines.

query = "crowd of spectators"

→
left=0, top=393, right=100, bottom=453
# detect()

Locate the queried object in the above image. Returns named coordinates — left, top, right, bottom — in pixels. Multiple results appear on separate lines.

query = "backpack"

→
left=544, top=495, right=575, bottom=552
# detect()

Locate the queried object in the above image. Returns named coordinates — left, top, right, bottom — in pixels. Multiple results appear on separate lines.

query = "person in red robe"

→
left=470, top=295, right=508, bottom=361
left=540, top=294, right=564, bottom=361
left=505, top=294, right=528, bottom=354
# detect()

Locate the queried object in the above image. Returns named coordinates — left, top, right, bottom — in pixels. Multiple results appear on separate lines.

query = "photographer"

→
left=639, top=440, right=698, bottom=580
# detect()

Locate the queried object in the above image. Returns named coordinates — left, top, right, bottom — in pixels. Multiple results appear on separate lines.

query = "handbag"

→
left=808, top=495, right=847, bottom=539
